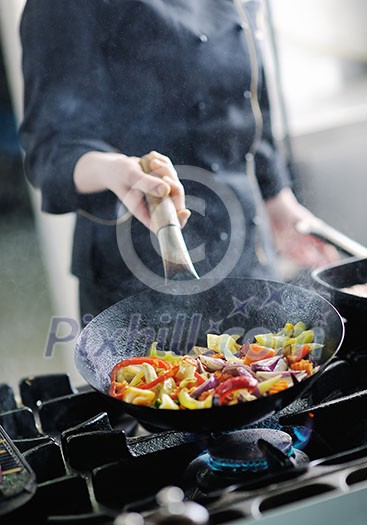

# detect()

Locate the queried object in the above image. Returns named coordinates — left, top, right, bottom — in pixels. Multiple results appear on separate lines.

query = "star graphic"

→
left=227, top=296, right=253, bottom=319
left=206, top=318, right=223, bottom=334
left=260, top=283, right=286, bottom=309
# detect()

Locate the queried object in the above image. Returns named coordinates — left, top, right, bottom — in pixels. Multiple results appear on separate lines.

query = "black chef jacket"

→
left=19, top=0, right=290, bottom=297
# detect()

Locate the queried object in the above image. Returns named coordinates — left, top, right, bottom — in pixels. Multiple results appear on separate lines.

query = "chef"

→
left=18, top=0, right=338, bottom=322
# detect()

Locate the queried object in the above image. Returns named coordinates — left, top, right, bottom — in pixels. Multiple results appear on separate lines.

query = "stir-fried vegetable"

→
left=109, top=322, right=323, bottom=409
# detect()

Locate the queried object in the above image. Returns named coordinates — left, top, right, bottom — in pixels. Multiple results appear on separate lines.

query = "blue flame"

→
left=292, top=425, right=313, bottom=450
left=206, top=446, right=295, bottom=474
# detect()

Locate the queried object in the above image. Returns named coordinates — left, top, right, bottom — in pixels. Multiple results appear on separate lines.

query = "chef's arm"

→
left=265, top=188, right=339, bottom=268
left=248, top=67, right=338, bottom=267
left=73, top=150, right=191, bottom=230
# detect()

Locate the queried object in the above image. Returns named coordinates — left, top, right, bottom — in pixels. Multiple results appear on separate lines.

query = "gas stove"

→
left=1, top=340, right=366, bottom=525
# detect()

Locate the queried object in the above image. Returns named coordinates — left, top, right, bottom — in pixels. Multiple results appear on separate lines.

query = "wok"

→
left=74, top=278, right=344, bottom=433
left=297, top=217, right=367, bottom=347
left=311, top=256, right=367, bottom=348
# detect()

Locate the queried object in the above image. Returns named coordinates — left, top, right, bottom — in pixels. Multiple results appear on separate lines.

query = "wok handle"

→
left=139, top=155, right=199, bottom=281
left=139, top=155, right=181, bottom=233
left=296, top=218, right=367, bottom=259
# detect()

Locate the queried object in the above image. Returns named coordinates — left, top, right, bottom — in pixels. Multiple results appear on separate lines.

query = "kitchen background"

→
left=0, top=0, right=366, bottom=392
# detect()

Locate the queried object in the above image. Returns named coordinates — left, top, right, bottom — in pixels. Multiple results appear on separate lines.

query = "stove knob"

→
left=114, top=512, right=145, bottom=525
left=114, top=487, right=209, bottom=525
left=154, top=485, right=209, bottom=525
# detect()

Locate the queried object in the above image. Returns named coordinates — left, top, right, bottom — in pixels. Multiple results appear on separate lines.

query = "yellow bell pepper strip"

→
left=293, top=321, right=307, bottom=337
left=254, top=325, right=314, bottom=348
left=122, top=386, right=156, bottom=406
left=294, top=330, right=315, bottom=345
left=147, top=342, right=182, bottom=363
left=207, top=333, right=242, bottom=354
left=222, top=346, right=243, bottom=363
left=178, top=388, right=213, bottom=409
left=176, top=362, right=196, bottom=381
left=277, top=323, right=295, bottom=337
left=257, top=375, right=282, bottom=395
left=179, top=370, right=207, bottom=389
left=254, top=334, right=294, bottom=349
left=159, top=393, right=180, bottom=410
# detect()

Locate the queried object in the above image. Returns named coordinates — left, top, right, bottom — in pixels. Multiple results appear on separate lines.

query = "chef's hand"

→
left=265, top=188, right=340, bottom=268
left=73, top=150, right=191, bottom=231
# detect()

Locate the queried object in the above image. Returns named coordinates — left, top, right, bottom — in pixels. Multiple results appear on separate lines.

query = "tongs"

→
left=296, top=217, right=367, bottom=258
left=140, top=155, right=200, bottom=282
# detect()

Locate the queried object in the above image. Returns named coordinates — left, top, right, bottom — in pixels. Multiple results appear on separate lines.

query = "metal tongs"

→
left=296, top=217, right=367, bottom=258
left=140, top=155, right=200, bottom=282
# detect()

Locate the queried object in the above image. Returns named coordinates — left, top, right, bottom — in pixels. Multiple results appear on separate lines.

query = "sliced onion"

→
left=222, top=363, right=256, bottom=378
left=251, top=355, right=282, bottom=372
left=273, top=357, right=288, bottom=372
left=255, top=370, right=307, bottom=383
left=190, top=375, right=219, bottom=399
left=198, top=355, right=226, bottom=371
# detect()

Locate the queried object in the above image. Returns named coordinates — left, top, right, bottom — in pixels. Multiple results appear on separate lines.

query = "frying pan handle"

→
left=296, top=218, right=367, bottom=258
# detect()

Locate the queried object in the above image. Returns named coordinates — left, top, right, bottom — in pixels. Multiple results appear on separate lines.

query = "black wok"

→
left=311, top=256, right=367, bottom=348
left=74, top=278, right=344, bottom=433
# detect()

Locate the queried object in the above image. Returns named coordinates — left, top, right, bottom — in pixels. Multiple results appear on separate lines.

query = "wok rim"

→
left=311, top=256, right=367, bottom=302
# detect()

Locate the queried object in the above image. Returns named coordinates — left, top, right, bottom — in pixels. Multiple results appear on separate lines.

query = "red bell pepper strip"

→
left=214, top=375, right=258, bottom=397
left=110, top=357, right=172, bottom=381
left=215, top=375, right=258, bottom=406
left=243, top=344, right=276, bottom=365
left=109, top=380, right=128, bottom=399
left=287, top=345, right=310, bottom=364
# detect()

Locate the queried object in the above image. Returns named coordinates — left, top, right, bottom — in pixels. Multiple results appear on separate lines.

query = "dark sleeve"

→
left=18, top=0, right=118, bottom=214
left=254, top=67, right=291, bottom=200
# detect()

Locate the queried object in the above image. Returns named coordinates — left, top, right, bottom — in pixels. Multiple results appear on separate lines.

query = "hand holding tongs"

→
left=140, top=153, right=200, bottom=282
left=295, top=217, right=367, bottom=259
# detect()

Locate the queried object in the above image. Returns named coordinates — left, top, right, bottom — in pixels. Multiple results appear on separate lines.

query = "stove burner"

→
left=183, top=429, right=310, bottom=496
left=207, top=429, right=293, bottom=473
